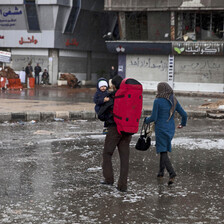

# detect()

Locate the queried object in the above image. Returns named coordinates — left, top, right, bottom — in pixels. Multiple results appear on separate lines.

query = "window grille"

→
left=24, top=0, right=40, bottom=31
left=125, top=12, right=148, bottom=40
left=177, top=12, right=224, bottom=41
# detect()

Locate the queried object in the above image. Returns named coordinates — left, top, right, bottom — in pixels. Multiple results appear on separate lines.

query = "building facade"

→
left=104, top=0, right=224, bottom=93
left=0, top=0, right=117, bottom=84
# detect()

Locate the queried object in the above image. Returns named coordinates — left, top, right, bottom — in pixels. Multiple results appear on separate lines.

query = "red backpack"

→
left=113, top=78, right=143, bottom=135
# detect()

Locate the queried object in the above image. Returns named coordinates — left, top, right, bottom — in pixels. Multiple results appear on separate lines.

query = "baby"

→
left=93, top=78, right=110, bottom=134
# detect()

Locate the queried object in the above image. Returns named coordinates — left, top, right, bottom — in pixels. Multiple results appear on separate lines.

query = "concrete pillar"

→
left=48, top=49, right=59, bottom=85
left=86, top=51, right=91, bottom=81
left=118, top=12, right=126, bottom=40
left=118, top=54, right=126, bottom=79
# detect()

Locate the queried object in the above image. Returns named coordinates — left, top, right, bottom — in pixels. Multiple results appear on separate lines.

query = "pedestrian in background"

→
left=25, top=63, right=33, bottom=84
left=144, top=82, right=187, bottom=185
left=34, top=63, right=42, bottom=85
left=109, top=65, right=117, bottom=79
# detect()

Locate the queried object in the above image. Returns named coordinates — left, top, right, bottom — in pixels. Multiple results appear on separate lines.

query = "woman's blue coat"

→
left=145, top=98, right=187, bottom=154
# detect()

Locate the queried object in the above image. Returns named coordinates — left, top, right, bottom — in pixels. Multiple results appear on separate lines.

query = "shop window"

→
left=24, top=0, right=40, bottom=31
left=64, top=0, right=81, bottom=33
left=177, top=12, right=224, bottom=41
left=125, top=12, right=148, bottom=40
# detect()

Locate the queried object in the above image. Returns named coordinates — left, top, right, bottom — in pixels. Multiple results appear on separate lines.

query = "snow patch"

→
left=173, top=137, right=224, bottom=150
left=87, top=166, right=102, bottom=172
left=218, top=105, right=224, bottom=109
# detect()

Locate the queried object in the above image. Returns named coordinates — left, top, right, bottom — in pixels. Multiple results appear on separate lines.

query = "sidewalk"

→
left=0, top=85, right=223, bottom=122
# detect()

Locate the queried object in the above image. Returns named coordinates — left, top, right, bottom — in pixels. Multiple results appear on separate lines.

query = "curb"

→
left=0, top=111, right=97, bottom=123
left=142, top=109, right=207, bottom=119
left=0, top=109, right=218, bottom=123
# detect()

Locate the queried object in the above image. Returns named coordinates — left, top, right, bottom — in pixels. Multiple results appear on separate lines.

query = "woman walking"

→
left=144, top=82, right=187, bottom=185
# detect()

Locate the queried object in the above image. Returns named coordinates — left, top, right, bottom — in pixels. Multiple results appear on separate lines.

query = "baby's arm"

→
left=104, top=97, right=110, bottom=102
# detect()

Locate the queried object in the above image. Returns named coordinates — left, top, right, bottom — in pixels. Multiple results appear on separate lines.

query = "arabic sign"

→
left=173, top=42, right=223, bottom=56
left=0, top=51, right=11, bottom=63
left=19, top=36, right=38, bottom=45
left=0, top=6, right=22, bottom=27
left=0, top=7, right=22, bottom=17
left=65, top=38, right=79, bottom=47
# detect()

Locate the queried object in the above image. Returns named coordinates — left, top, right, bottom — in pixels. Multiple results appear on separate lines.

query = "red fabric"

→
left=113, top=78, right=143, bottom=135
left=0, top=77, right=6, bottom=88
left=28, top=77, right=35, bottom=88
left=7, top=79, right=22, bottom=89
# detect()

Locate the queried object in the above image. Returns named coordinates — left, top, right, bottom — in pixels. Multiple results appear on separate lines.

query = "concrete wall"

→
left=174, top=56, right=224, bottom=83
left=125, top=54, right=224, bottom=92
left=174, top=56, right=224, bottom=92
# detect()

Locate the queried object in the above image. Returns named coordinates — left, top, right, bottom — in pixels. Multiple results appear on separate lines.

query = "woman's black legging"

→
left=158, top=152, right=176, bottom=178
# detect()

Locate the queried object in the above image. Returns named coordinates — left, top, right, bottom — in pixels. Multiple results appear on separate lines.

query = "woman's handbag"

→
left=135, top=122, right=151, bottom=151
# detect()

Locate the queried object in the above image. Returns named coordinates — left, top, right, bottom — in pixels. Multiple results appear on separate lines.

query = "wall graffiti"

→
left=12, top=56, right=49, bottom=71
left=129, top=57, right=168, bottom=71
left=181, top=60, right=221, bottom=70
left=178, top=59, right=224, bottom=82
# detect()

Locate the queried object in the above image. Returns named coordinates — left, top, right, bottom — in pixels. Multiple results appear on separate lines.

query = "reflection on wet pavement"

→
left=0, top=119, right=223, bottom=223
left=0, top=86, right=211, bottom=112
left=0, top=86, right=95, bottom=103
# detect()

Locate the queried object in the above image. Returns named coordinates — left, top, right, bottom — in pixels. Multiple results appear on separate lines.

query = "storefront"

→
left=0, top=0, right=117, bottom=85
left=104, top=0, right=224, bottom=93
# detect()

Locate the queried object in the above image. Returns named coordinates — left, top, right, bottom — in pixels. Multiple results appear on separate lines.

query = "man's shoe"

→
left=168, top=177, right=175, bottom=185
left=157, top=174, right=164, bottom=178
left=116, top=187, right=127, bottom=192
left=100, top=180, right=113, bottom=186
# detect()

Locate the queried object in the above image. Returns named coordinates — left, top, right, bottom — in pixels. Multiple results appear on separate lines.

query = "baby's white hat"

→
left=98, top=80, right=108, bottom=89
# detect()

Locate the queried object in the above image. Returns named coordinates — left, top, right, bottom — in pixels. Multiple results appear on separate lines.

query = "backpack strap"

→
left=113, top=113, right=122, bottom=120
left=113, top=94, right=125, bottom=99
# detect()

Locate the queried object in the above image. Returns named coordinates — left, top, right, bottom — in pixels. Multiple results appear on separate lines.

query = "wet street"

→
left=0, top=118, right=224, bottom=223
left=0, top=86, right=214, bottom=113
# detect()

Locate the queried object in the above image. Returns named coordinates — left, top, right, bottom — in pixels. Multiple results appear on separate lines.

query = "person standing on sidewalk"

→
left=25, top=63, right=33, bottom=84
left=34, top=63, right=42, bottom=85
left=109, top=65, right=117, bottom=79
left=98, top=75, right=132, bottom=192
left=144, top=82, right=187, bottom=185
